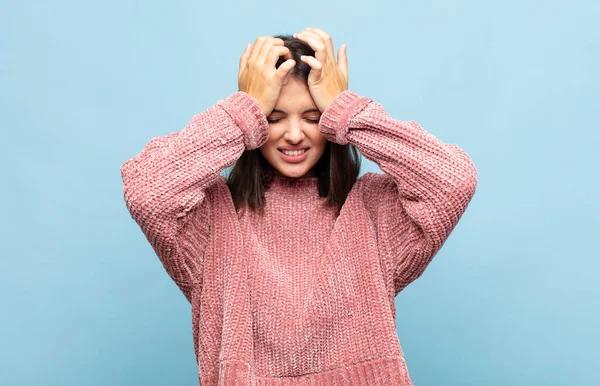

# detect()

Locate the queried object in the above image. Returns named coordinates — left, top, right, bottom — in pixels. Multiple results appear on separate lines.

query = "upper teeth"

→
left=282, top=149, right=306, bottom=155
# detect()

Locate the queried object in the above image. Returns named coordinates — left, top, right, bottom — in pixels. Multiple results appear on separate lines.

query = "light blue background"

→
left=2, top=0, right=598, bottom=385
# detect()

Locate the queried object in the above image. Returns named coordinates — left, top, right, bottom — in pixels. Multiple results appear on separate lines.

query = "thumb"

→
left=275, top=58, right=296, bottom=81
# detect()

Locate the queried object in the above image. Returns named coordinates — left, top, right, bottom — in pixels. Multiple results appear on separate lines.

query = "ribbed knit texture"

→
left=120, top=90, right=478, bottom=385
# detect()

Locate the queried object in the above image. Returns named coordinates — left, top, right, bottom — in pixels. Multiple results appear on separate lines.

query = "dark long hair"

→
left=225, top=34, right=361, bottom=217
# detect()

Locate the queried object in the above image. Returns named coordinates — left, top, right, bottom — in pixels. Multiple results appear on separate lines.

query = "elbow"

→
left=448, top=143, right=478, bottom=201
left=463, top=156, right=479, bottom=201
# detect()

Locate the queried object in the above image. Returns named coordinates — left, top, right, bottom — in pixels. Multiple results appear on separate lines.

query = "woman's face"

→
left=259, top=77, right=328, bottom=178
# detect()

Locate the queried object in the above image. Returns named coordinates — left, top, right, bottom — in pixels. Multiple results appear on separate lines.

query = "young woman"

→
left=120, top=27, right=478, bottom=386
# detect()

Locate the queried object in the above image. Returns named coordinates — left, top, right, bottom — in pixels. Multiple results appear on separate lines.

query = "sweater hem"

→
left=201, top=355, right=413, bottom=385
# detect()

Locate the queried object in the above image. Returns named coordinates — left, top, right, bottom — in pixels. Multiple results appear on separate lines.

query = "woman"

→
left=120, top=27, right=478, bottom=386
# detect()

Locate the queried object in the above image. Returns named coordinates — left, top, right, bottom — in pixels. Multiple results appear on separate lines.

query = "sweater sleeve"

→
left=119, top=91, right=269, bottom=302
left=318, top=90, right=478, bottom=296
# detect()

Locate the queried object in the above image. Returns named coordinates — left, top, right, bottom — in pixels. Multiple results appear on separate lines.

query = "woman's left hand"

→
left=293, top=28, right=348, bottom=113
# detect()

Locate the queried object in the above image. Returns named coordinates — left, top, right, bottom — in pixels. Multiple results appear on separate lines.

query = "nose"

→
left=283, top=118, right=305, bottom=143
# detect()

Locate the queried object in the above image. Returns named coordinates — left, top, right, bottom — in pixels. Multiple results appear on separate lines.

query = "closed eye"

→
left=267, top=118, right=320, bottom=124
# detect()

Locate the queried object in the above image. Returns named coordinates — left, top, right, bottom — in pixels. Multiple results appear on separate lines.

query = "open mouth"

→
left=278, top=149, right=309, bottom=155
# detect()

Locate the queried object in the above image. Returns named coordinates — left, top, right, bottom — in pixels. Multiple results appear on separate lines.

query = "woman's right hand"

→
left=238, top=37, right=296, bottom=117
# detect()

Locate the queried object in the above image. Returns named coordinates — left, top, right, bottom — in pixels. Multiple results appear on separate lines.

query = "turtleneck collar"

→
left=266, top=174, right=320, bottom=196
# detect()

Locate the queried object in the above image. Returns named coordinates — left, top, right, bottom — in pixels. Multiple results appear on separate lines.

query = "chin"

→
left=275, top=168, right=311, bottom=178
left=273, top=161, right=316, bottom=177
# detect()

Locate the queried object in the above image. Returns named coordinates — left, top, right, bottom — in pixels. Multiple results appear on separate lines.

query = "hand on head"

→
left=238, top=37, right=295, bottom=117
left=238, top=28, right=348, bottom=116
left=293, top=27, right=348, bottom=113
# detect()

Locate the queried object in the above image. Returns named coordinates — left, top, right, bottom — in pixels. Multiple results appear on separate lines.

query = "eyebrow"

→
left=271, top=108, right=321, bottom=114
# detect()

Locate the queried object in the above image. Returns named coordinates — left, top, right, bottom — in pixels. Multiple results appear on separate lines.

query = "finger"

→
left=294, top=27, right=313, bottom=36
left=305, top=28, right=334, bottom=59
left=300, top=55, right=323, bottom=75
left=295, top=31, right=328, bottom=65
left=255, top=37, right=272, bottom=66
left=239, top=43, right=251, bottom=74
left=267, top=46, right=291, bottom=68
left=256, top=37, right=284, bottom=66
left=295, top=30, right=325, bottom=50
left=275, top=58, right=296, bottom=81
left=249, top=36, right=266, bottom=65
left=271, top=37, right=285, bottom=46
left=337, top=43, right=348, bottom=77
left=282, top=48, right=293, bottom=61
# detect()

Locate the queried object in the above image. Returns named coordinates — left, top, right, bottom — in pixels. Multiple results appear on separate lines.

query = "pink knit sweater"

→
left=120, top=90, right=478, bottom=385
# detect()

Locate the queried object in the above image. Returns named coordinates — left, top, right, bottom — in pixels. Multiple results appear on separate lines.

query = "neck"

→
left=267, top=174, right=320, bottom=196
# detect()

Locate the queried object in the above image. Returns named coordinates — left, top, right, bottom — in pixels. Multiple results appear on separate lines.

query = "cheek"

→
left=314, top=134, right=328, bottom=150
left=259, top=139, right=280, bottom=159
left=266, top=126, right=285, bottom=144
